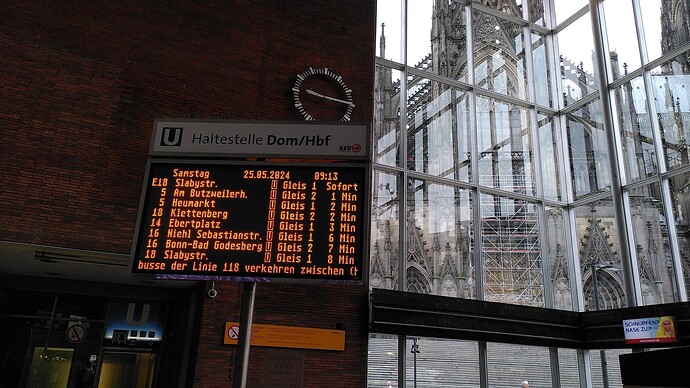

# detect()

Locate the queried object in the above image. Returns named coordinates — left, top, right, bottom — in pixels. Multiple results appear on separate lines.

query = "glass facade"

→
left=370, top=0, right=690, bottom=386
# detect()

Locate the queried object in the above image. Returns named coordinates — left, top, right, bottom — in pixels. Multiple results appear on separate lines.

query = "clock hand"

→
left=305, top=89, right=355, bottom=107
left=305, top=89, right=327, bottom=98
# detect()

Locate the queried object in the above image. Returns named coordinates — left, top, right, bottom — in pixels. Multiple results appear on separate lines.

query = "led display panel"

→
left=131, top=161, right=367, bottom=282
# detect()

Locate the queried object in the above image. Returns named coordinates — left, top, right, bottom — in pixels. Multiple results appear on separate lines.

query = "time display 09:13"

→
left=132, top=162, right=367, bottom=281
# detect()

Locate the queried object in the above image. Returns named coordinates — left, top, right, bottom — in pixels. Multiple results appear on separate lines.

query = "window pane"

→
left=558, top=15, right=597, bottom=104
left=370, top=170, right=400, bottom=291
left=528, top=0, right=547, bottom=27
left=0, top=289, right=55, bottom=317
left=668, top=170, right=690, bottom=298
left=589, top=349, right=629, bottom=388
left=538, top=113, right=563, bottom=201
left=407, top=81, right=470, bottom=180
left=553, top=1, right=587, bottom=26
left=54, top=293, right=108, bottom=322
left=368, top=334, right=398, bottom=386
left=546, top=207, right=573, bottom=310
left=532, top=32, right=553, bottom=107
left=374, top=65, right=402, bottom=167
left=558, top=348, right=583, bottom=388
left=480, top=192, right=543, bottom=306
left=566, top=99, right=612, bottom=199
left=640, top=0, right=690, bottom=64
left=575, top=199, right=626, bottom=311
left=419, top=1, right=469, bottom=82
left=406, top=337, right=480, bottom=387
left=487, top=342, right=552, bottom=387
left=0, top=317, right=36, bottom=387
left=407, top=1, right=432, bottom=68
left=408, top=178, right=474, bottom=297
left=613, top=76, right=656, bottom=183
left=629, top=182, right=681, bottom=305
left=456, top=92, right=472, bottom=182
left=473, top=10, right=528, bottom=101
left=649, top=54, right=690, bottom=173
left=27, top=347, right=74, bottom=388
left=377, top=0, right=402, bottom=63
left=480, top=0, right=524, bottom=19
left=603, top=0, right=641, bottom=78
left=477, top=97, right=535, bottom=196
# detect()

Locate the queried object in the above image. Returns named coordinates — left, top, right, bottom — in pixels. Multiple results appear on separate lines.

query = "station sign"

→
left=131, top=160, right=368, bottom=282
left=150, top=119, right=369, bottom=160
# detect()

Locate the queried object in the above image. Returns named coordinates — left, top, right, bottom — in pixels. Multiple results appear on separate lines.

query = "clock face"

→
left=292, top=67, right=354, bottom=121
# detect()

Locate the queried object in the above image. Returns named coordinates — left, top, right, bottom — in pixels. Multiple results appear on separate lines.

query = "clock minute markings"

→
left=292, top=67, right=354, bottom=121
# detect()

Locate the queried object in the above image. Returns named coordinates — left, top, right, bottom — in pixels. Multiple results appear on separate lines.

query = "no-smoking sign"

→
left=224, top=322, right=242, bottom=344
left=66, top=323, right=87, bottom=344
left=228, top=325, right=240, bottom=340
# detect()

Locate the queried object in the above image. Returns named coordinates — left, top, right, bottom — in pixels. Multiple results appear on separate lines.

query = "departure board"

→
left=131, top=161, right=368, bottom=281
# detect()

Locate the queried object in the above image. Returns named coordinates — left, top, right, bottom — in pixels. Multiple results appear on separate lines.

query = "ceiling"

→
left=0, top=241, right=196, bottom=288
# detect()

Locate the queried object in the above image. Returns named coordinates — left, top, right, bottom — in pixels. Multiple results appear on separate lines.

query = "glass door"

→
left=26, top=347, right=74, bottom=388
left=97, top=351, right=156, bottom=388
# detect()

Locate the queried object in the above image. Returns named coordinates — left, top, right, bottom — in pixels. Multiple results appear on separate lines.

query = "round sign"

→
left=228, top=325, right=240, bottom=340
left=66, top=323, right=87, bottom=344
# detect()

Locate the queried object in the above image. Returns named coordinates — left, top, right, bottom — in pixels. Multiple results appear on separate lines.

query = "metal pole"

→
left=414, top=349, right=417, bottom=388
left=591, top=266, right=610, bottom=388
left=411, top=337, right=419, bottom=388
left=233, top=282, right=256, bottom=388
left=588, top=0, right=637, bottom=309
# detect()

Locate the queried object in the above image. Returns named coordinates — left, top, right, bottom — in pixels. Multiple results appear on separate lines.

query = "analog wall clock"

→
left=292, top=67, right=354, bottom=121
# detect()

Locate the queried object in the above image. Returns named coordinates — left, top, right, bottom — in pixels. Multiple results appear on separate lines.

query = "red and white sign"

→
left=66, top=323, right=87, bottom=344
left=227, top=324, right=240, bottom=340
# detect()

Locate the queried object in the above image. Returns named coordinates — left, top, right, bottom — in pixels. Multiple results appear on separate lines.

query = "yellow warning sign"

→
left=223, top=322, right=345, bottom=351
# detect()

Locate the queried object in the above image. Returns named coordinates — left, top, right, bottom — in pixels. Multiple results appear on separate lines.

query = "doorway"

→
left=26, top=347, right=74, bottom=388
left=97, top=351, right=156, bottom=388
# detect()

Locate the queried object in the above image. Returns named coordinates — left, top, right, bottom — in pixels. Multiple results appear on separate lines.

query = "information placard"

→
left=131, top=161, right=367, bottom=281
left=623, top=316, right=678, bottom=344
left=223, top=322, right=345, bottom=351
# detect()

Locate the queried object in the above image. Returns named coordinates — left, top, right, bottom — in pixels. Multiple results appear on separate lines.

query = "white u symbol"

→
left=161, top=127, right=182, bottom=146
left=126, top=303, right=151, bottom=325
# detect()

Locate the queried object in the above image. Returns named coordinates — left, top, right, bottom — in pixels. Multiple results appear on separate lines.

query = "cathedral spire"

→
left=379, top=23, right=386, bottom=60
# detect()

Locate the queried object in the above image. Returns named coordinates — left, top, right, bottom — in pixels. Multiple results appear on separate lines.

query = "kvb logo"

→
left=160, top=127, right=183, bottom=146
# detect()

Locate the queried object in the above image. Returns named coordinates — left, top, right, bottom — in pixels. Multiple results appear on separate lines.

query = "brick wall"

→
left=0, top=1, right=375, bottom=386
left=0, top=0, right=374, bottom=251
left=196, top=282, right=369, bottom=387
